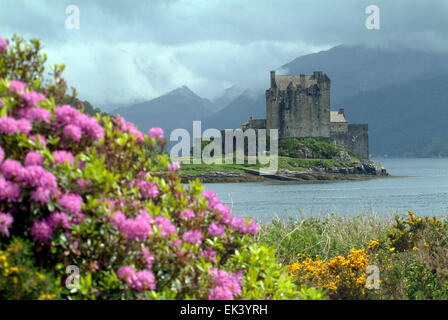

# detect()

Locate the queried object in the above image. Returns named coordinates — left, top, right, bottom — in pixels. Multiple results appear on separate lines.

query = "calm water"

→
left=203, top=158, right=448, bottom=222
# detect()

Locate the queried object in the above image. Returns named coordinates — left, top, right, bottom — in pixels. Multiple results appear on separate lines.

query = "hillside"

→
left=282, top=45, right=448, bottom=104
left=111, top=86, right=213, bottom=135
left=202, top=89, right=265, bottom=130
left=340, top=73, right=448, bottom=157
left=200, top=45, right=448, bottom=156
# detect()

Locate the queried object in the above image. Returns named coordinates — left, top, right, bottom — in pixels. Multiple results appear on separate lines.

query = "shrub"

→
left=0, top=238, right=60, bottom=299
left=0, top=35, right=297, bottom=300
left=288, top=248, right=370, bottom=299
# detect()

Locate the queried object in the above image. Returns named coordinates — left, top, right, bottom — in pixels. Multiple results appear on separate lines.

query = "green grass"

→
left=278, top=137, right=360, bottom=162
left=180, top=156, right=360, bottom=175
left=181, top=137, right=361, bottom=175
left=256, top=213, right=391, bottom=265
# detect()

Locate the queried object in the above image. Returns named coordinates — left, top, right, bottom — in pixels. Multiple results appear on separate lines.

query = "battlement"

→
left=269, top=70, right=330, bottom=91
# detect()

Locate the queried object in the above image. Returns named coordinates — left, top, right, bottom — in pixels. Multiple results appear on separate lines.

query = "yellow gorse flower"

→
left=289, top=248, right=369, bottom=293
left=368, top=239, right=380, bottom=249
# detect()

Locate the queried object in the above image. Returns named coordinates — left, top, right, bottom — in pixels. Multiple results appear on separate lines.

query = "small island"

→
left=181, top=71, right=388, bottom=183
left=181, top=137, right=388, bottom=183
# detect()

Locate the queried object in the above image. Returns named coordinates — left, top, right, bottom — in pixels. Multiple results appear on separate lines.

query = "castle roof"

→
left=330, top=110, right=347, bottom=123
left=274, top=75, right=317, bottom=91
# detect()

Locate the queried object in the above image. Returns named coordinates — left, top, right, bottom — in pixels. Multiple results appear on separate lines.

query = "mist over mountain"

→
left=107, top=44, right=448, bottom=157
left=340, top=73, right=448, bottom=157
left=212, top=85, right=245, bottom=112
left=282, top=45, right=448, bottom=104
left=111, top=86, right=213, bottom=135
left=202, top=89, right=265, bottom=130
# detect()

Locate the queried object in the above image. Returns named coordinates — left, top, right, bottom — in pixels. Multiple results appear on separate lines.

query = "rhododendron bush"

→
left=0, top=35, right=299, bottom=300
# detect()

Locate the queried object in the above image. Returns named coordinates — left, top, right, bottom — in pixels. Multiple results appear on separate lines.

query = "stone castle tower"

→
left=266, top=71, right=330, bottom=138
left=241, top=71, right=369, bottom=159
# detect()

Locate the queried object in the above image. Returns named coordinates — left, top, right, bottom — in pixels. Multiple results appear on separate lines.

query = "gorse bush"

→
left=0, top=238, right=60, bottom=299
left=288, top=249, right=370, bottom=300
left=0, top=35, right=303, bottom=300
left=259, top=210, right=448, bottom=300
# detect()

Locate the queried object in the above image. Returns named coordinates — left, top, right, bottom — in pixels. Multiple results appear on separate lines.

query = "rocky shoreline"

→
left=181, top=159, right=389, bottom=183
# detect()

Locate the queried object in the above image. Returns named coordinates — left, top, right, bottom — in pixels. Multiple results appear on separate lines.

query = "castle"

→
left=241, top=71, right=369, bottom=159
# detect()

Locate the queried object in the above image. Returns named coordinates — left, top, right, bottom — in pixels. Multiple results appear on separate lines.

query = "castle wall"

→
left=330, top=122, right=348, bottom=133
left=330, top=124, right=369, bottom=159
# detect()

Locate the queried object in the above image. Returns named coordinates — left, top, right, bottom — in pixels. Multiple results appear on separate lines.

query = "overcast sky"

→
left=1, top=0, right=447, bottom=106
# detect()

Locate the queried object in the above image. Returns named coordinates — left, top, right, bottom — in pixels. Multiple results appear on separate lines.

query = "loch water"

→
left=203, top=158, right=448, bottom=222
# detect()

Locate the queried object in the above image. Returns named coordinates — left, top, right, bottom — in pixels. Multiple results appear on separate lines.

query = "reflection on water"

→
left=203, top=158, right=448, bottom=222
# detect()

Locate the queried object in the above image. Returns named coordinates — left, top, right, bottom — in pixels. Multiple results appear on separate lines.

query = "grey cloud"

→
left=0, top=0, right=447, bottom=105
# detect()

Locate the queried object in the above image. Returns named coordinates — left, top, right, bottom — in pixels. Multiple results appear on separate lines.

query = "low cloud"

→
left=1, top=0, right=447, bottom=105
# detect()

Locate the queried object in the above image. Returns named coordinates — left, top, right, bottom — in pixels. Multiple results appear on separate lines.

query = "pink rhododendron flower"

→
left=207, top=268, right=242, bottom=300
left=130, top=179, right=159, bottom=199
left=0, top=178, right=21, bottom=202
left=0, top=116, right=18, bottom=134
left=229, top=216, right=247, bottom=233
left=168, top=161, right=180, bottom=172
left=74, top=113, right=104, bottom=140
left=134, top=270, right=156, bottom=291
left=9, top=79, right=27, bottom=94
left=200, top=247, right=217, bottom=263
left=0, top=146, right=3, bottom=164
left=215, top=203, right=231, bottom=224
left=0, top=212, right=13, bottom=237
left=154, top=216, right=177, bottom=238
left=246, top=220, right=259, bottom=235
left=62, top=124, right=82, bottom=142
left=179, top=209, right=195, bottom=220
left=117, top=265, right=137, bottom=286
left=1, top=159, right=24, bottom=181
left=24, top=151, right=44, bottom=166
left=141, top=248, right=154, bottom=269
left=148, top=127, right=164, bottom=139
left=0, top=37, right=8, bottom=53
left=23, top=165, right=54, bottom=189
left=76, top=178, right=87, bottom=189
left=30, top=187, right=51, bottom=204
left=170, top=238, right=182, bottom=248
left=18, top=107, right=51, bottom=123
left=115, top=116, right=144, bottom=142
left=59, top=193, right=82, bottom=214
left=55, top=105, right=79, bottom=125
left=208, top=223, right=225, bottom=237
left=117, top=212, right=153, bottom=241
left=53, top=150, right=74, bottom=165
left=21, top=91, right=45, bottom=108
left=47, top=211, right=70, bottom=229
left=182, top=230, right=203, bottom=245
left=117, top=266, right=156, bottom=291
left=30, top=220, right=53, bottom=242
left=16, top=119, right=32, bottom=134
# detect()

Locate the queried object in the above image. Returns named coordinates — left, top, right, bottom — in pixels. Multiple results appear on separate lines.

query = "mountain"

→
left=202, top=89, right=265, bottom=130
left=212, top=85, right=245, bottom=111
left=282, top=45, right=448, bottom=104
left=201, top=45, right=448, bottom=156
left=339, top=73, right=448, bottom=157
left=111, top=86, right=213, bottom=135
